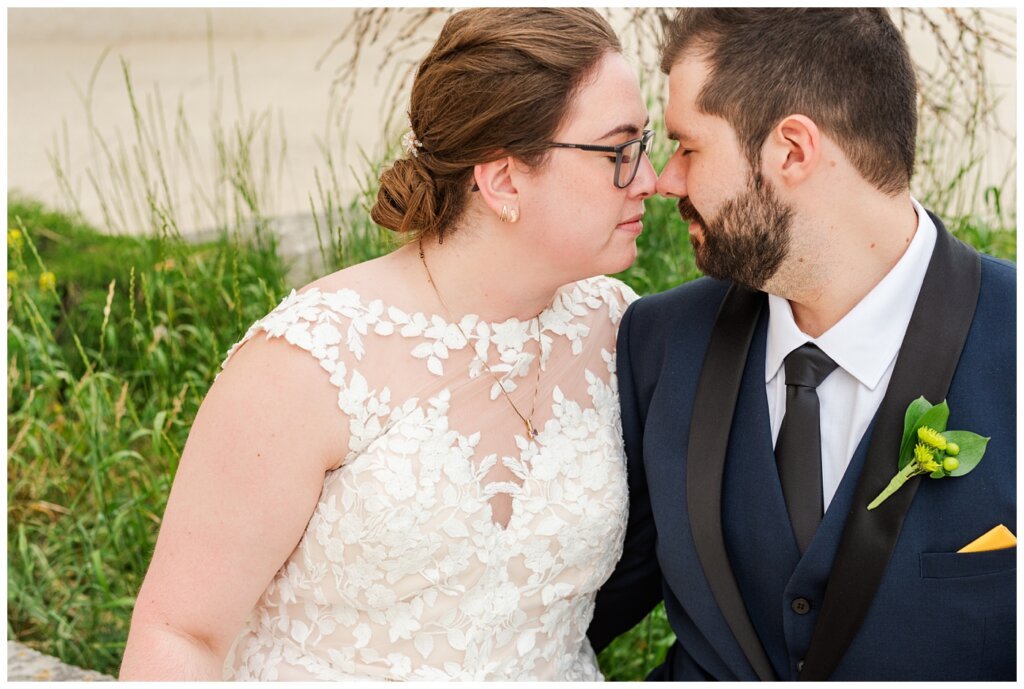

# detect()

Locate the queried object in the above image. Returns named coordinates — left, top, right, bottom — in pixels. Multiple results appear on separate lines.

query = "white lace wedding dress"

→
left=221, top=275, right=636, bottom=681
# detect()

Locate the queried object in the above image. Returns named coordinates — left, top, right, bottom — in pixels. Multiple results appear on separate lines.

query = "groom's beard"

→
left=677, top=173, right=794, bottom=291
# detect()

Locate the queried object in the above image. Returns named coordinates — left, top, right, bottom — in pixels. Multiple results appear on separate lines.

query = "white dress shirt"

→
left=765, top=198, right=937, bottom=510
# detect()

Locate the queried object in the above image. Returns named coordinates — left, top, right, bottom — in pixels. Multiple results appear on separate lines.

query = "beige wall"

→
left=7, top=8, right=1016, bottom=234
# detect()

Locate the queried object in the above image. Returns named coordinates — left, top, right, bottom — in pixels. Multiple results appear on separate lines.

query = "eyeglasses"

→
left=548, top=129, right=654, bottom=189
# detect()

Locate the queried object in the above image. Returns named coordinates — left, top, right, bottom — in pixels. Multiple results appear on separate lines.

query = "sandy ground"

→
left=7, top=8, right=1017, bottom=238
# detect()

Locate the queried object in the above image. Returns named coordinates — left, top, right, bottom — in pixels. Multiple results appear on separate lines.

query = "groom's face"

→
left=657, top=56, right=794, bottom=290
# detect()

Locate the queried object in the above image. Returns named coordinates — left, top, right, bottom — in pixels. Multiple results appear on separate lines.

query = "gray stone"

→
left=7, top=641, right=115, bottom=682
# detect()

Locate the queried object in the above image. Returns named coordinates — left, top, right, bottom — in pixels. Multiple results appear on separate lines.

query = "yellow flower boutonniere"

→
left=867, top=397, right=989, bottom=510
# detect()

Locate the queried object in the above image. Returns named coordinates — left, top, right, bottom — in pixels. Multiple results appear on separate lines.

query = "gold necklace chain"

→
left=418, top=241, right=543, bottom=440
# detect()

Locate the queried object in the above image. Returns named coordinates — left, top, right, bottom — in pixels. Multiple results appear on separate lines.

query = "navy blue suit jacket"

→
left=589, top=214, right=1016, bottom=680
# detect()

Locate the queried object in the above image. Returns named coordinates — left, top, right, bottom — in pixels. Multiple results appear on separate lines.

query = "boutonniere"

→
left=867, top=397, right=989, bottom=510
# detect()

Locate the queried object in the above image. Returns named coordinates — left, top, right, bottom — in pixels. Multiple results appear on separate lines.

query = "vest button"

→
left=791, top=597, right=811, bottom=615
left=797, top=659, right=805, bottom=672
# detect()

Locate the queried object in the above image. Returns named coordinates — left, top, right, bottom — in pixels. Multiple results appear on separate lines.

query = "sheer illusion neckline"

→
left=285, top=281, right=610, bottom=375
left=301, top=283, right=567, bottom=327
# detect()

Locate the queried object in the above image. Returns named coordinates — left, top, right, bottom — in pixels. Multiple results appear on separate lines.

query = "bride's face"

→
left=516, top=51, right=656, bottom=282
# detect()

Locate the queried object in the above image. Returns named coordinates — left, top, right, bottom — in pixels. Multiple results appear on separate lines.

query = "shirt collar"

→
left=765, top=198, right=937, bottom=389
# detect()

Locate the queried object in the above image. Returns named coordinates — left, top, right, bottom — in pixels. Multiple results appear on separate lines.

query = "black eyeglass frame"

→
left=547, top=129, right=654, bottom=189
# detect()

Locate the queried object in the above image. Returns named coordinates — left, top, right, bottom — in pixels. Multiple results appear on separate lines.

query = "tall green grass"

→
left=7, top=196, right=286, bottom=672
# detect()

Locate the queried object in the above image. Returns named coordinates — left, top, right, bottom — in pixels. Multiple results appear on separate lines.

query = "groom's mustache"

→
left=677, top=198, right=705, bottom=227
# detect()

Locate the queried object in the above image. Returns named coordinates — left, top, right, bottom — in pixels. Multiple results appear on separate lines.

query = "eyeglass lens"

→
left=616, top=138, right=643, bottom=188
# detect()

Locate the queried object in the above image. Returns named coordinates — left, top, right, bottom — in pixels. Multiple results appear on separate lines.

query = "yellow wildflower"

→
left=914, top=443, right=940, bottom=472
left=8, top=229, right=23, bottom=250
left=38, top=271, right=56, bottom=291
left=7, top=270, right=18, bottom=284
left=916, top=426, right=947, bottom=451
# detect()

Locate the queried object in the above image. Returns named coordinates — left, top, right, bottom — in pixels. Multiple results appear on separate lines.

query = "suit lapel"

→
left=687, top=284, right=776, bottom=681
left=799, top=214, right=982, bottom=680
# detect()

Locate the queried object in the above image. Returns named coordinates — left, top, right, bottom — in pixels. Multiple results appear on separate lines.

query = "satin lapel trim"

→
left=799, top=215, right=982, bottom=680
left=687, top=284, right=776, bottom=681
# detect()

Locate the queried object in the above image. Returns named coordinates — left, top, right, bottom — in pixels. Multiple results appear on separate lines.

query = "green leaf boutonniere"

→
left=867, top=396, right=989, bottom=510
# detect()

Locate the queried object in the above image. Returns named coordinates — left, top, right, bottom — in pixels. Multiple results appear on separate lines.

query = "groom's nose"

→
left=655, top=154, right=687, bottom=199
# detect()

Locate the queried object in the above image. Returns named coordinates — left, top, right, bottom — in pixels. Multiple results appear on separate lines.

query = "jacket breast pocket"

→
left=919, top=547, right=1016, bottom=579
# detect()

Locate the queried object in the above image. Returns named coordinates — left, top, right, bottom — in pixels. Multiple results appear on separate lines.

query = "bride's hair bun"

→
left=370, top=8, right=621, bottom=241
left=371, top=156, right=439, bottom=236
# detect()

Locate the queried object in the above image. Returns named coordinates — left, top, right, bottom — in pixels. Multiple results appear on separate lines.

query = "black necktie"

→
left=775, top=343, right=838, bottom=554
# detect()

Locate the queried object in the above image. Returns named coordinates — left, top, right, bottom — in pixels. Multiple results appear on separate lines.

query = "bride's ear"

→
left=473, top=157, right=520, bottom=221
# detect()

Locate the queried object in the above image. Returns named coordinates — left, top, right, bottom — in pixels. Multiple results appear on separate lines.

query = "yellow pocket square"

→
left=958, top=524, right=1016, bottom=553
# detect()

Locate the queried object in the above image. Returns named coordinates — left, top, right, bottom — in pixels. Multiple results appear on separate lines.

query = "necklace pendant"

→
left=526, top=420, right=538, bottom=440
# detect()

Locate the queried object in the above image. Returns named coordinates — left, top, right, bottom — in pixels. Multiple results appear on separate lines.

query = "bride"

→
left=119, top=8, right=655, bottom=680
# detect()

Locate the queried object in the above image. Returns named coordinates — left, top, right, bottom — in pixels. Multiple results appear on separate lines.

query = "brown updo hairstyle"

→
left=370, top=8, right=621, bottom=242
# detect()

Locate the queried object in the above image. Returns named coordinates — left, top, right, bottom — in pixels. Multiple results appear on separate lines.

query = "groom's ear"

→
left=763, top=114, right=820, bottom=188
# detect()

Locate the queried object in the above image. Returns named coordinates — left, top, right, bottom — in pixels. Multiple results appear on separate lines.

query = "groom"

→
left=590, top=9, right=1015, bottom=681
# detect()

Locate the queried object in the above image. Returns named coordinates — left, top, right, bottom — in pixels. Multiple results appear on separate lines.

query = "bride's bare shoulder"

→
left=298, top=244, right=420, bottom=301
